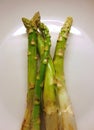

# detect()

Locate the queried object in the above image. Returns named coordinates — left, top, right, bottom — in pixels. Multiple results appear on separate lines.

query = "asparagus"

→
left=31, top=22, right=51, bottom=130
left=37, top=33, right=46, bottom=130
left=21, top=12, right=40, bottom=130
left=43, top=57, right=59, bottom=130
left=37, top=33, right=59, bottom=130
left=53, top=17, right=77, bottom=130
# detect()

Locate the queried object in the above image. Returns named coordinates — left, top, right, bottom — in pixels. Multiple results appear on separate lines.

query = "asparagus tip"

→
left=67, top=16, right=73, bottom=21
left=30, top=11, right=41, bottom=29
left=65, top=16, right=73, bottom=26
left=22, top=17, right=30, bottom=29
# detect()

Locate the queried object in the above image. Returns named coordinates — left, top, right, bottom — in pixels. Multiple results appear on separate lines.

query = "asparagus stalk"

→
left=31, top=22, right=51, bottom=130
left=37, top=33, right=59, bottom=130
left=21, top=12, right=40, bottom=130
left=53, top=17, right=77, bottom=130
left=37, top=33, right=46, bottom=130
left=43, top=57, right=59, bottom=130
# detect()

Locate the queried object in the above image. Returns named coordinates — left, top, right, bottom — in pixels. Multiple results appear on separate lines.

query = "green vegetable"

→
left=53, top=17, right=77, bottom=130
left=31, top=22, right=51, bottom=130
left=37, top=32, right=59, bottom=130
left=21, top=12, right=40, bottom=130
left=43, top=57, right=59, bottom=130
left=21, top=12, right=77, bottom=130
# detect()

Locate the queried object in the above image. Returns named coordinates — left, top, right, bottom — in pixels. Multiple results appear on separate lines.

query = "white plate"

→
left=0, top=0, right=94, bottom=130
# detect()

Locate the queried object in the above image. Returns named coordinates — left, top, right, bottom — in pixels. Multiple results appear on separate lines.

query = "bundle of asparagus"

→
left=21, top=12, right=77, bottom=130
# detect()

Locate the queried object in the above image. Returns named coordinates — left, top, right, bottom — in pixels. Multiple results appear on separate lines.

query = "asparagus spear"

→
left=21, top=12, right=40, bottom=130
left=31, top=22, right=51, bottom=130
left=37, top=33, right=46, bottom=130
left=37, top=33, right=59, bottom=130
left=53, top=17, right=77, bottom=130
left=43, top=57, right=59, bottom=130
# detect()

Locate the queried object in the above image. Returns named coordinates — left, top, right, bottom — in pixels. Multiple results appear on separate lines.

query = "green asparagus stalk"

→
left=37, top=33, right=59, bottom=130
left=53, top=17, right=77, bottom=130
left=37, top=33, right=46, bottom=130
left=31, top=22, right=51, bottom=130
left=43, top=57, right=59, bottom=130
left=21, top=12, right=40, bottom=130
